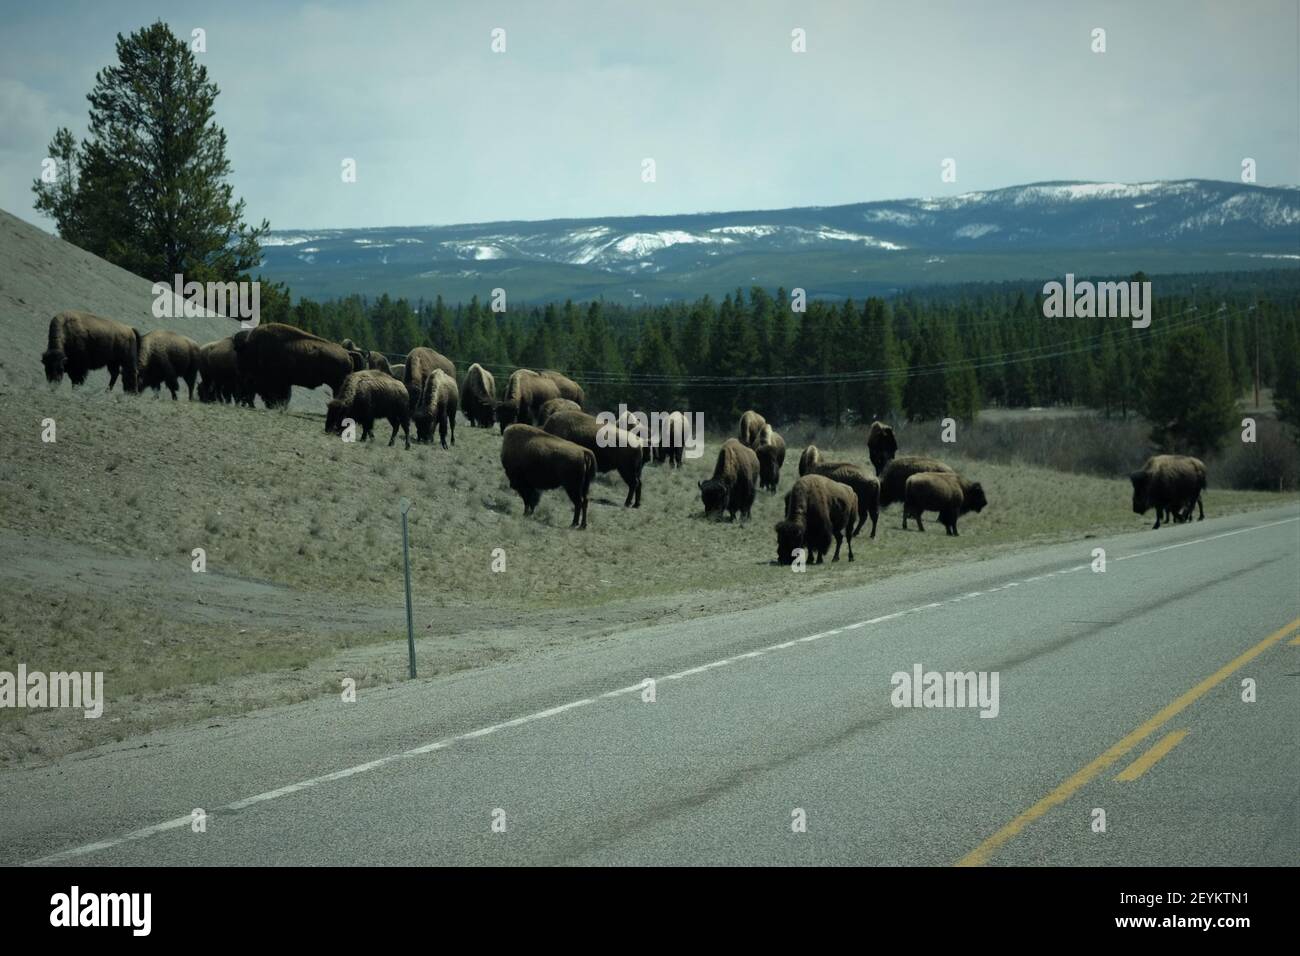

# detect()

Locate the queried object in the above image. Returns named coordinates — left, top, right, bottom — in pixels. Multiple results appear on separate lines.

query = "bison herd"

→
left=40, top=309, right=1211, bottom=567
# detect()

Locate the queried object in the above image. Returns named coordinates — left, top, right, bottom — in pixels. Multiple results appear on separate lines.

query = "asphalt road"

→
left=3, top=504, right=1297, bottom=866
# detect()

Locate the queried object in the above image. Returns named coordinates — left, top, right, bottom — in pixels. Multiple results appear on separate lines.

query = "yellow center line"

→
left=955, top=615, right=1300, bottom=867
left=1288, top=633, right=1300, bottom=646
left=1115, top=729, right=1189, bottom=781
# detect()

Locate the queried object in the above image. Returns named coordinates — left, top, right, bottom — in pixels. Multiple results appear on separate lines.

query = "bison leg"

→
left=107, top=365, right=120, bottom=391
left=832, top=530, right=843, bottom=562
left=846, top=524, right=855, bottom=562
left=914, top=512, right=925, bottom=532
left=1195, top=494, right=1205, bottom=521
left=438, top=415, right=449, bottom=449
left=868, top=507, right=879, bottom=539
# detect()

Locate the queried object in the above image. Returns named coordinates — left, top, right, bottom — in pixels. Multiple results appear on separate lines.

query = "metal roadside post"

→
left=400, top=497, right=416, bottom=678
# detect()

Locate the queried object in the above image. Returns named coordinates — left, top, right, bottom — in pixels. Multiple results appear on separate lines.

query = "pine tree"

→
left=32, top=21, right=266, bottom=282
left=1140, top=326, right=1237, bottom=455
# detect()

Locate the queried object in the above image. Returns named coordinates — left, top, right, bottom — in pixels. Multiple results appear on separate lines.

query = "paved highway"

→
left=3, top=504, right=1297, bottom=866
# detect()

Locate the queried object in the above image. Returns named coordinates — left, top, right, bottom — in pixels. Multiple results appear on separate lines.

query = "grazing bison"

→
left=232, top=323, right=354, bottom=408
left=903, top=472, right=987, bottom=536
left=413, top=368, right=460, bottom=448
left=738, top=410, right=768, bottom=448
left=41, top=310, right=140, bottom=392
left=326, top=370, right=411, bottom=448
left=878, top=456, right=956, bottom=529
left=137, top=330, right=201, bottom=400
left=1131, top=455, right=1206, bottom=529
left=389, top=363, right=405, bottom=382
left=497, top=368, right=561, bottom=432
left=539, top=397, right=582, bottom=425
left=867, top=421, right=899, bottom=475
left=539, top=370, right=585, bottom=407
left=402, top=347, right=457, bottom=407
left=197, top=338, right=244, bottom=403
left=654, top=410, right=691, bottom=468
left=699, top=438, right=759, bottom=521
left=798, top=453, right=881, bottom=538
left=500, top=424, right=596, bottom=528
left=460, top=362, right=498, bottom=427
left=544, top=410, right=646, bottom=507
left=775, top=474, right=859, bottom=565
left=755, top=425, right=787, bottom=493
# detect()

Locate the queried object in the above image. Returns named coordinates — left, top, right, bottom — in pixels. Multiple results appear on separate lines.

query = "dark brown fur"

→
left=539, top=370, right=585, bottom=406
left=413, top=368, right=460, bottom=447
left=539, top=397, right=581, bottom=424
left=775, top=474, right=859, bottom=565
left=801, top=461, right=880, bottom=538
left=903, top=472, right=987, bottom=536
left=867, top=421, right=899, bottom=475
left=137, top=330, right=201, bottom=400
left=460, top=362, right=498, bottom=427
left=41, top=310, right=140, bottom=392
left=654, top=411, right=691, bottom=468
left=1131, top=455, right=1206, bottom=529
left=755, top=426, right=786, bottom=493
left=232, top=323, right=354, bottom=408
left=402, top=347, right=457, bottom=409
left=500, top=424, right=596, bottom=528
left=699, top=438, right=759, bottom=521
left=878, top=455, right=956, bottom=528
left=325, top=370, right=411, bottom=448
left=497, top=369, right=562, bottom=432
left=738, top=410, right=768, bottom=448
left=544, top=410, right=646, bottom=507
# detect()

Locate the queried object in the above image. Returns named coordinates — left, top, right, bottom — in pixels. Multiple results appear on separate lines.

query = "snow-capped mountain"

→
left=257, top=180, right=1300, bottom=303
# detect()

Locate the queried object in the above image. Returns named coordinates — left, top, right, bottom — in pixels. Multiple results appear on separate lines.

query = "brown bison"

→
left=775, top=474, right=859, bottom=565
left=501, top=424, right=596, bottom=528
left=797, top=449, right=881, bottom=538
left=389, top=363, right=405, bottom=382
left=460, top=362, right=498, bottom=427
left=413, top=368, right=460, bottom=447
left=41, top=310, right=141, bottom=392
left=539, top=397, right=581, bottom=424
left=699, top=438, right=759, bottom=521
left=738, top=410, right=768, bottom=448
left=539, top=370, right=585, bottom=406
left=232, top=323, right=354, bottom=408
left=402, top=347, right=457, bottom=408
left=654, top=410, right=691, bottom=468
left=1131, top=455, right=1206, bottom=529
left=879, top=455, right=957, bottom=528
left=326, top=370, right=412, bottom=448
left=904, top=472, right=987, bottom=536
left=197, top=337, right=246, bottom=404
left=544, top=410, right=646, bottom=507
left=137, top=330, right=201, bottom=400
left=755, top=425, right=787, bottom=493
left=497, top=368, right=561, bottom=432
left=867, top=421, right=899, bottom=475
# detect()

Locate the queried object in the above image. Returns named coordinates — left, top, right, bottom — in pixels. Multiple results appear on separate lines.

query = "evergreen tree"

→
left=1140, top=326, right=1237, bottom=455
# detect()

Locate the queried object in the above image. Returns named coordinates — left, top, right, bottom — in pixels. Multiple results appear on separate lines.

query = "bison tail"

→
left=582, top=452, right=596, bottom=497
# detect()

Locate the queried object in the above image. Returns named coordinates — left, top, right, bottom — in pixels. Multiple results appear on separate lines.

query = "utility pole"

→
left=1252, top=305, right=1260, bottom=410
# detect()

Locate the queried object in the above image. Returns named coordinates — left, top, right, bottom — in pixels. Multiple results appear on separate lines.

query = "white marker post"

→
left=400, top=497, right=416, bottom=678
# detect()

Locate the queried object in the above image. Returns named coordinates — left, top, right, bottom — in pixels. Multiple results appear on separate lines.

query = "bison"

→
left=413, top=368, right=459, bottom=448
left=500, top=424, right=596, bottom=528
left=137, top=330, right=201, bottom=400
left=1131, top=455, right=1206, bottom=529
left=775, top=474, right=859, bottom=565
left=197, top=337, right=246, bottom=404
left=654, top=410, right=691, bottom=468
left=903, top=472, right=987, bottom=536
left=797, top=449, right=881, bottom=538
left=867, top=421, right=898, bottom=475
left=878, top=455, right=956, bottom=529
left=497, top=368, right=561, bottom=432
left=539, top=397, right=582, bottom=425
left=539, top=370, right=585, bottom=407
left=544, top=410, right=646, bottom=507
left=699, top=438, right=759, bottom=521
left=232, top=323, right=354, bottom=408
left=389, top=363, right=405, bottom=382
left=755, top=425, right=787, bottom=493
left=41, top=310, right=140, bottom=392
left=460, top=362, right=498, bottom=427
left=738, top=410, right=768, bottom=448
left=326, top=370, right=411, bottom=448
left=402, top=347, right=457, bottom=409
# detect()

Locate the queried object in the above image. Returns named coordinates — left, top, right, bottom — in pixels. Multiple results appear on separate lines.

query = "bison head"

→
left=41, top=348, right=66, bottom=384
left=496, top=400, right=518, bottom=434
left=325, top=399, right=347, bottom=433
left=964, top=481, right=988, bottom=513
left=698, top=478, right=729, bottom=518
left=1130, top=471, right=1151, bottom=515
left=775, top=520, right=805, bottom=565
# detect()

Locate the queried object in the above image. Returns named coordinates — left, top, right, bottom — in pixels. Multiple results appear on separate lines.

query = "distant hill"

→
left=256, top=179, right=1300, bottom=304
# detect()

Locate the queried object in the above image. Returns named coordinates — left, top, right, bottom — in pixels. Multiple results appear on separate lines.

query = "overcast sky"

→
left=2, top=0, right=1296, bottom=232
